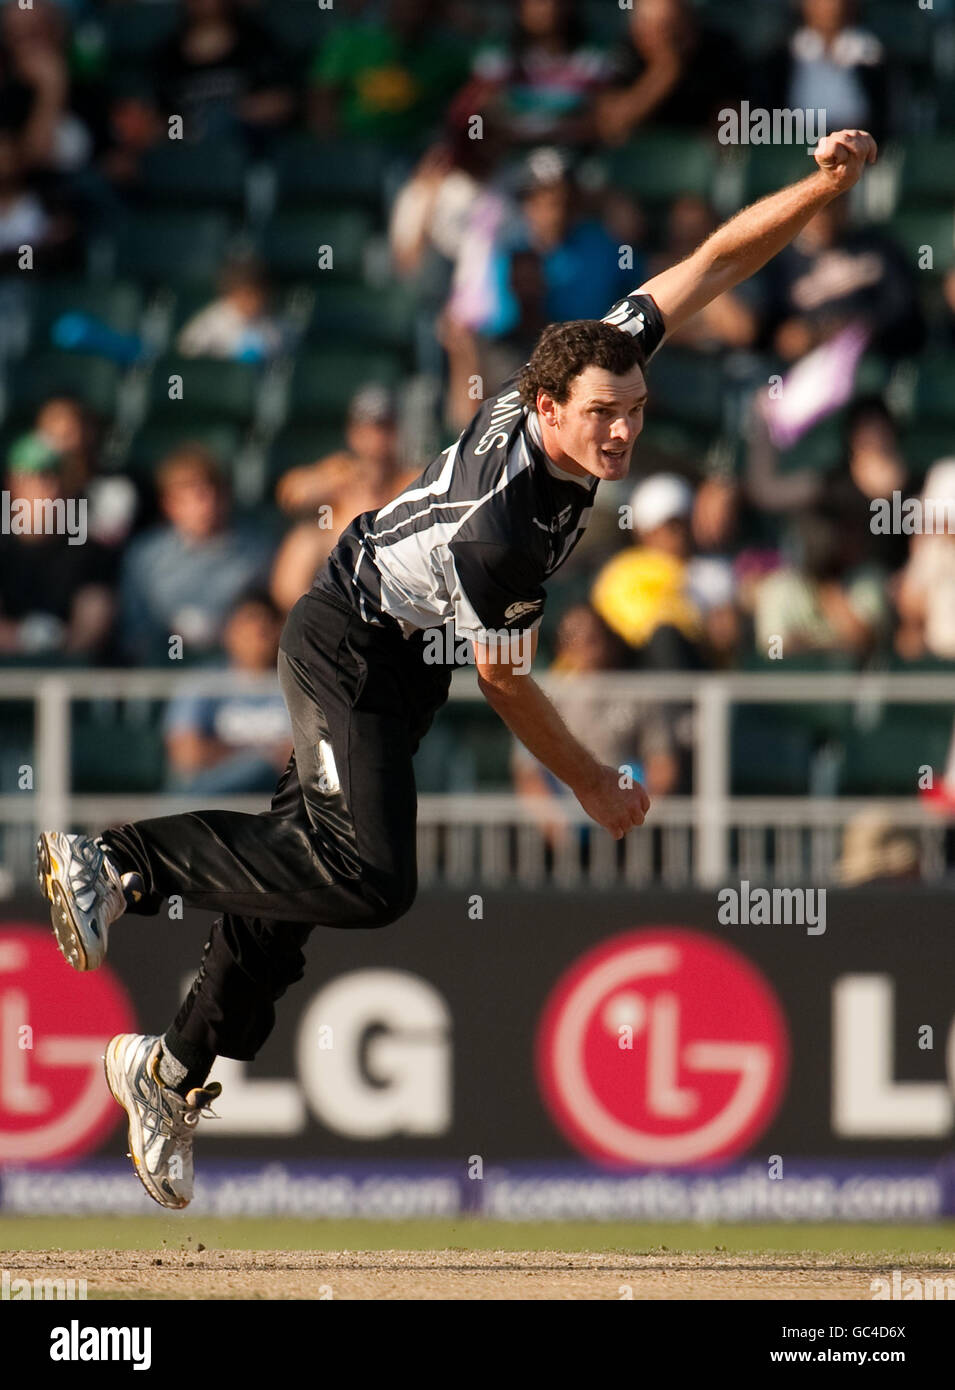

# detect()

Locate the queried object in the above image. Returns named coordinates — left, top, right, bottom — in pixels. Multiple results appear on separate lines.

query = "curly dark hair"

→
left=517, top=320, right=647, bottom=411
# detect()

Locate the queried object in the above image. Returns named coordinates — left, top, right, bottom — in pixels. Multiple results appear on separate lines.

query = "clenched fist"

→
left=813, top=129, right=878, bottom=192
left=574, top=763, right=651, bottom=840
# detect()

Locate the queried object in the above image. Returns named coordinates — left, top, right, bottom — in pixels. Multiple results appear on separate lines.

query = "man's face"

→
left=160, top=469, right=222, bottom=540
left=538, top=364, right=648, bottom=482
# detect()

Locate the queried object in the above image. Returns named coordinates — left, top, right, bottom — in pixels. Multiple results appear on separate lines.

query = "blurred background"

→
left=1, top=0, right=955, bottom=1223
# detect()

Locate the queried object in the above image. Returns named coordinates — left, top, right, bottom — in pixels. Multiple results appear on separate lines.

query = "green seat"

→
left=913, top=355, right=955, bottom=422
left=776, top=412, right=845, bottom=475
left=645, top=348, right=725, bottom=429
left=140, top=141, right=247, bottom=207
left=731, top=707, right=815, bottom=796
left=899, top=139, right=955, bottom=205
left=606, top=129, right=717, bottom=204
left=839, top=706, right=953, bottom=795
left=866, top=3, right=934, bottom=64
left=261, top=209, right=372, bottom=281
left=71, top=704, right=166, bottom=794
left=105, top=4, right=178, bottom=59
left=307, top=282, right=417, bottom=349
left=147, top=356, right=261, bottom=423
left=888, top=210, right=955, bottom=274
left=27, top=279, right=143, bottom=351
left=267, top=424, right=346, bottom=488
left=274, top=135, right=389, bottom=206
left=118, top=211, right=233, bottom=288
left=287, top=349, right=404, bottom=422
left=5, top=352, right=122, bottom=422
left=903, top=422, right=955, bottom=475
left=743, top=145, right=818, bottom=201
left=124, top=421, right=242, bottom=482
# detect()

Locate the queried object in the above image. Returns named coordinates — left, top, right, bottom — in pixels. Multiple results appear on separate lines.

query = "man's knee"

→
left=359, top=866, right=417, bottom=928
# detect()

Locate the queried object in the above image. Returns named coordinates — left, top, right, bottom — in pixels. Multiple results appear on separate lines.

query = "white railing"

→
left=1, top=668, right=953, bottom=890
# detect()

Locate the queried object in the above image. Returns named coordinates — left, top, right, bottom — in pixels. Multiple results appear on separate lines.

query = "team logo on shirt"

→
left=504, top=600, right=543, bottom=624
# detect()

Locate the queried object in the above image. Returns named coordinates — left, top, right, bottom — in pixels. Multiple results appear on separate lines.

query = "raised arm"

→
left=638, top=129, right=878, bottom=339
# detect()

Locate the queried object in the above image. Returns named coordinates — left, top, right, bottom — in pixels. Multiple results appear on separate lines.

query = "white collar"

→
left=527, top=410, right=594, bottom=490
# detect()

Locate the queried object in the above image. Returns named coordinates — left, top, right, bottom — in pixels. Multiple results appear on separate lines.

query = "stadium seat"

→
left=124, top=421, right=243, bottom=483
left=71, top=704, right=166, bottom=794
left=261, top=209, right=372, bottom=281
left=838, top=707, right=953, bottom=795
left=898, top=138, right=955, bottom=206
left=644, top=348, right=725, bottom=429
left=260, top=0, right=342, bottom=54
left=140, top=141, right=248, bottom=208
left=26, top=279, right=143, bottom=352
left=273, top=134, right=390, bottom=207
left=887, top=209, right=955, bottom=274
left=775, top=413, right=845, bottom=475
left=266, top=424, right=348, bottom=488
left=743, top=145, right=819, bottom=202
left=146, top=356, right=262, bottom=423
left=117, top=211, right=234, bottom=288
left=731, top=707, right=815, bottom=796
left=912, top=355, right=955, bottom=422
left=901, top=421, right=955, bottom=475
left=104, top=2, right=179, bottom=60
left=305, top=282, right=417, bottom=350
left=605, top=129, right=717, bottom=205
left=287, top=349, right=404, bottom=422
left=4, top=352, right=122, bottom=423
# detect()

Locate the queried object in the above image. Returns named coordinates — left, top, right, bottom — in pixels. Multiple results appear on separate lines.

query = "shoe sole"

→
left=36, top=833, right=98, bottom=972
left=104, top=1036, right=188, bottom=1212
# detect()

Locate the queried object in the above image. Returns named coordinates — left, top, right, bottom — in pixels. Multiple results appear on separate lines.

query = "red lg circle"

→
left=537, top=928, right=789, bottom=1167
left=0, top=926, right=136, bottom=1164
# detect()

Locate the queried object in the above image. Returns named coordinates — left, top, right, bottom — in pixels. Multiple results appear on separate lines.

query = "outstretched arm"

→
left=639, top=129, right=878, bottom=338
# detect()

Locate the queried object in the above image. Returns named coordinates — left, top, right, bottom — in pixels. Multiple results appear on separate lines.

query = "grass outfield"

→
left=2, top=1216, right=955, bottom=1255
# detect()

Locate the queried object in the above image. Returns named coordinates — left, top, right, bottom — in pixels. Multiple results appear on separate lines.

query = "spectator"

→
left=754, top=507, right=888, bottom=659
left=448, top=148, right=639, bottom=342
left=596, top=0, right=749, bottom=145
left=177, top=259, right=283, bottom=362
left=456, top=0, right=613, bottom=151
left=154, top=0, right=294, bottom=145
left=763, top=197, right=924, bottom=363
left=592, top=473, right=738, bottom=669
left=513, top=602, right=681, bottom=848
left=646, top=196, right=759, bottom=353
left=119, top=446, right=273, bottom=664
left=163, top=591, right=292, bottom=795
left=439, top=246, right=548, bottom=432
left=0, top=0, right=93, bottom=173
left=308, top=0, right=469, bottom=148
left=894, top=460, right=955, bottom=662
left=0, top=434, right=114, bottom=659
left=762, top=0, right=888, bottom=146
left=0, top=128, right=74, bottom=270
left=271, top=385, right=418, bottom=613
left=29, top=396, right=138, bottom=548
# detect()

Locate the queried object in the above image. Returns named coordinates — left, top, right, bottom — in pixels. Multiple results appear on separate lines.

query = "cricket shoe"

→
left=104, top=1033, right=222, bottom=1211
left=36, top=831, right=131, bottom=971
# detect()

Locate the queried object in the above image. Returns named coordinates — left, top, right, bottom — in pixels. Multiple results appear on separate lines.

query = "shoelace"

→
left=69, top=839, right=108, bottom=911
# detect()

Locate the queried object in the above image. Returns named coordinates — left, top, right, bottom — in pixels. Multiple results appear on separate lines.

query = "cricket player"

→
left=37, top=130, right=876, bottom=1209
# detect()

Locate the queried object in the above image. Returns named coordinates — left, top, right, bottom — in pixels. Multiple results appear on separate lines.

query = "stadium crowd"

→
left=1, top=0, right=954, bottom=822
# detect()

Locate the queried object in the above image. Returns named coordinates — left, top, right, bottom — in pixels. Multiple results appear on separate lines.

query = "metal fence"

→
left=1, top=668, right=952, bottom=892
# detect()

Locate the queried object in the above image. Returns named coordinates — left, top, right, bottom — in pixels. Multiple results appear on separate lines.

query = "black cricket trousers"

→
left=103, top=590, right=452, bottom=1068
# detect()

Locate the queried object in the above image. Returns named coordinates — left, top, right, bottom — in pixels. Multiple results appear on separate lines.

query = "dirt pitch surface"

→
left=4, top=1247, right=954, bottom=1300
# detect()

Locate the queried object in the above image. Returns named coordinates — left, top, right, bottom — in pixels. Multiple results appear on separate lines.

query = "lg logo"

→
left=204, top=970, right=452, bottom=1140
